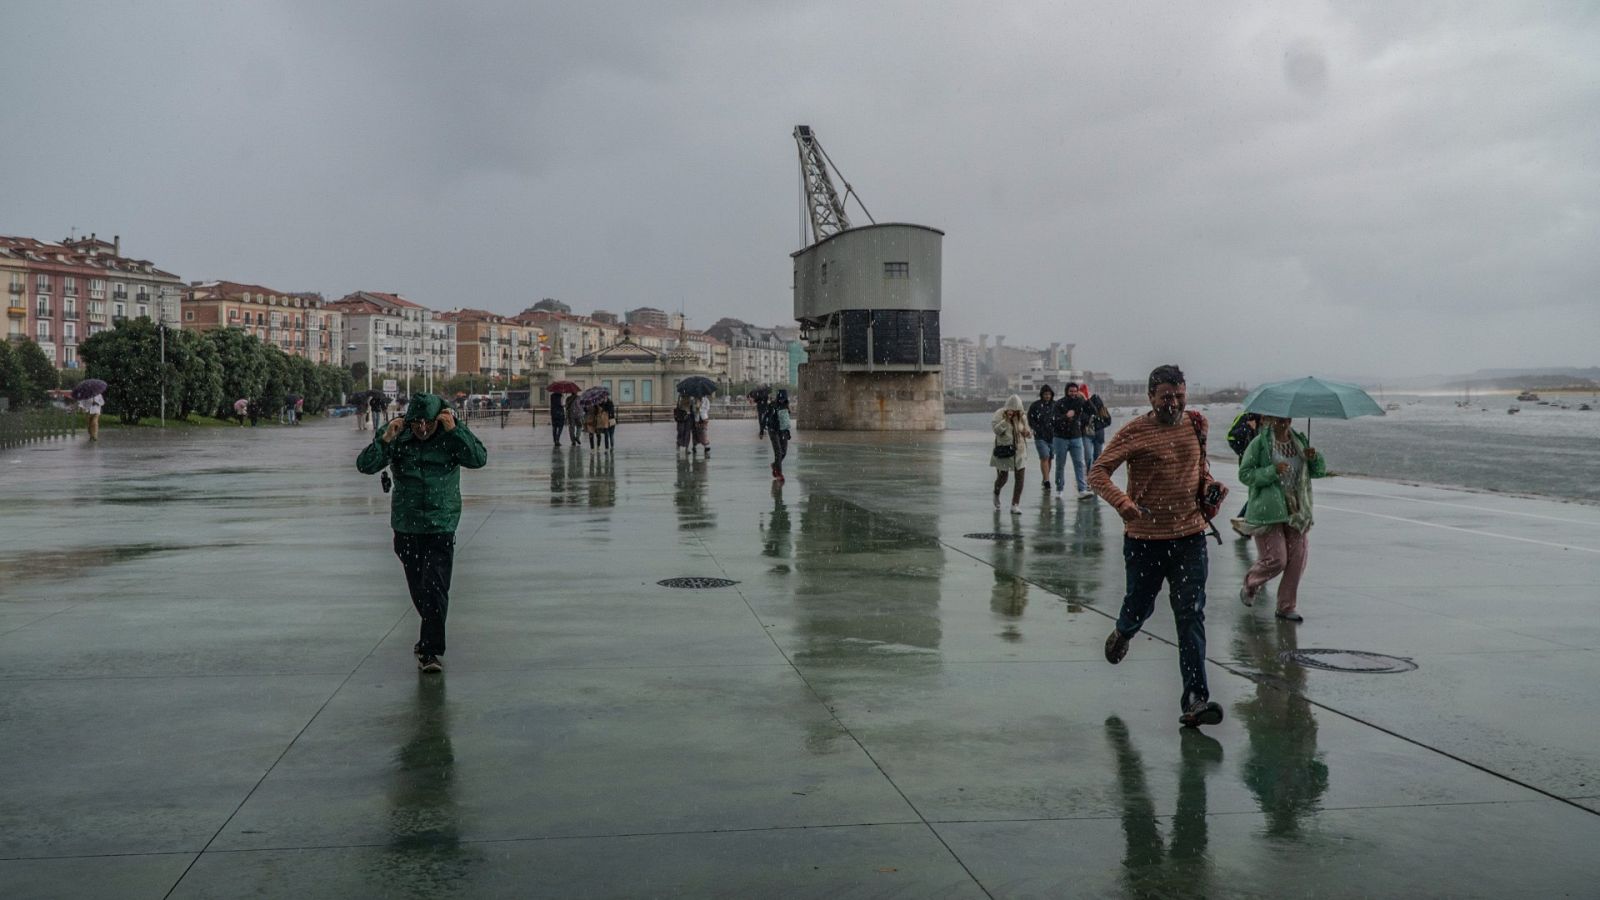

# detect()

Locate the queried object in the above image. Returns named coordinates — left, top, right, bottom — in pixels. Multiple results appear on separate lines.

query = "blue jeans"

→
left=1033, top=437, right=1054, bottom=462
left=1089, top=435, right=1104, bottom=468
left=1053, top=436, right=1087, bottom=492
left=1114, top=533, right=1210, bottom=711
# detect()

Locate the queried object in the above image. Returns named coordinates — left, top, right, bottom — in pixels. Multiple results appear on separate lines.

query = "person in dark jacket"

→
left=600, top=398, right=617, bottom=450
left=368, top=393, right=385, bottom=432
left=356, top=393, right=488, bottom=673
left=765, top=389, right=792, bottom=480
left=1027, top=384, right=1057, bottom=491
left=1087, top=392, right=1112, bottom=467
left=549, top=393, right=567, bottom=447
left=564, top=394, right=581, bottom=446
left=1051, top=383, right=1095, bottom=499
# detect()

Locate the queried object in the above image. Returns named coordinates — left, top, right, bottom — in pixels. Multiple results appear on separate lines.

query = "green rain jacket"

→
left=1238, top=428, right=1327, bottom=532
left=356, top=393, right=488, bottom=534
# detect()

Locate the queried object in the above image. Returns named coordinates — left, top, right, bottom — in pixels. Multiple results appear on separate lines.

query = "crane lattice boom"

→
left=794, top=125, right=852, bottom=245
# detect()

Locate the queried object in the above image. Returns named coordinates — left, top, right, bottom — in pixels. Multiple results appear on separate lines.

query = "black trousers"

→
left=394, top=531, right=455, bottom=655
left=769, top=430, right=789, bottom=472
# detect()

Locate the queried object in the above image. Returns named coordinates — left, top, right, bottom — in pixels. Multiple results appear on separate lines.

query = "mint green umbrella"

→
left=1240, top=376, right=1384, bottom=437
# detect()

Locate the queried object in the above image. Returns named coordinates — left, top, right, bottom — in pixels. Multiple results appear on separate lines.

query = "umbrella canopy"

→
left=547, top=380, right=581, bottom=394
left=578, top=386, right=610, bottom=409
left=747, top=385, right=771, bottom=402
left=71, top=379, right=108, bottom=401
left=676, top=375, right=718, bottom=398
left=1241, top=377, right=1384, bottom=420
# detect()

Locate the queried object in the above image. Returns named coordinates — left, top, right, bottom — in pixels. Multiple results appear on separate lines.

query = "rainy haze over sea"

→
left=950, top=393, right=1600, bottom=505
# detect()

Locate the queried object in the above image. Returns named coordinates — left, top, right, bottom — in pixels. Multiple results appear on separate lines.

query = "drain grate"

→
left=964, top=532, right=1024, bottom=541
left=657, top=577, right=740, bottom=589
left=1278, top=649, right=1418, bottom=674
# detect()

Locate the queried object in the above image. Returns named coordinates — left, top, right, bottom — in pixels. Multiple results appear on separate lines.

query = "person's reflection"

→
left=761, top=480, right=791, bottom=564
left=988, top=511, right=1028, bottom=641
left=587, top=451, right=616, bottom=508
left=549, top=445, right=568, bottom=502
left=673, top=455, right=714, bottom=531
left=379, top=677, right=470, bottom=891
left=1233, top=614, right=1329, bottom=839
left=1105, top=716, right=1221, bottom=897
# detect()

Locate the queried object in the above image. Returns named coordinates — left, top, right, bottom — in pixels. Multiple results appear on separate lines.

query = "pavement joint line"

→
left=918, top=497, right=1600, bottom=820
left=921, top=797, right=1558, bottom=826
left=689, top=485, right=996, bottom=899
left=159, top=505, right=512, bottom=899
left=1319, top=487, right=1600, bottom=526
left=1319, top=503, right=1600, bottom=554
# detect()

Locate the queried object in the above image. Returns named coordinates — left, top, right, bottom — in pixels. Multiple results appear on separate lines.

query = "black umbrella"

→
left=71, top=379, right=108, bottom=401
left=747, top=385, right=771, bottom=402
left=677, top=376, right=718, bottom=398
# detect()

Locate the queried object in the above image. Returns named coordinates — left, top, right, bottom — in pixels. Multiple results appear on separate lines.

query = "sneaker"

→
left=418, top=654, right=443, bottom=673
left=1078, top=491, right=1094, bottom=501
left=1043, top=480, right=1051, bottom=490
left=1179, top=699, right=1224, bottom=728
left=413, top=641, right=426, bottom=662
left=1275, top=611, right=1304, bottom=622
left=1239, top=585, right=1254, bottom=607
left=1010, top=503, right=1022, bottom=514
left=1104, top=629, right=1130, bottom=664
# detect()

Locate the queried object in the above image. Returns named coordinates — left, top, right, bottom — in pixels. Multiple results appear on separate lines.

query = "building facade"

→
left=940, top=337, right=981, bottom=394
left=2, top=234, right=183, bottom=370
left=706, top=319, right=793, bottom=387
left=328, top=291, right=454, bottom=393
left=183, top=281, right=342, bottom=365
left=439, top=308, right=542, bottom=379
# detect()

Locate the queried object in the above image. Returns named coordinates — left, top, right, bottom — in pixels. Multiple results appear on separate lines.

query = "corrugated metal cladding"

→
left=840, top=310, right=941, bottom=366
left=792, top=223, right=944, bottom=322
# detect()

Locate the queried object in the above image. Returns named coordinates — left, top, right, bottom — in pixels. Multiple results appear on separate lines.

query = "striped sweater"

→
left=1088, top=411, right=1208, bottom=540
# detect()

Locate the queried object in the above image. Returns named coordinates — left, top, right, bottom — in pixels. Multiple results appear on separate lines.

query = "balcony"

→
left=62, top=310, right=78, bottom=321
left=135, top=292, right=149, bottom=302
left=88, top=308, right=105, bottom=322
left=112, top=290, right=127, bottom=300
left=7, top=283, right=21, bottom=295
left=113, top=315, right=126, bottom=324
left=6, top=304, right=23, bottom=318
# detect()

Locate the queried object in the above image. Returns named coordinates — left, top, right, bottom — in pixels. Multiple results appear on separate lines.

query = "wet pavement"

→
left=4, top=415, right=1599, bottom=898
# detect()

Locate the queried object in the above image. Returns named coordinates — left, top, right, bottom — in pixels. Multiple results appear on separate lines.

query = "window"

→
left=36, top=274, right=51, bottom=294
left=63, top=277, right=76, bottom=295
left=63, top=346, right=76, bottom=366
left=36, top=297, right=50, bottom=316
left=64, top=322, right=76, bottom=343
left=601, top=380, right=612, bottom=392
left=90, top=279, right=105, bottom=297
left=114, top=303, right=126, bottom=318
left=619, top=380, right=635, bottom=403
left=884, top=261, right=910, bottom=279
left=640, top=380, right=652, bottom=403
left=36, top=320, right=50, bottom=340
left=185, top=310, right=194, bottom=322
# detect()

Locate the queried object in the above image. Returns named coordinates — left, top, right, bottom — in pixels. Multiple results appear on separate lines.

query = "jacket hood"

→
left=405, top=393, right=446, bottom=422
left=1037, top=384, right=1054, bottom=398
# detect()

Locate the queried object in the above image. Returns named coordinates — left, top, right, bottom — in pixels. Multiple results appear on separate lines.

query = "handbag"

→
left=1187, top=412, right=1229, bottom=527
left=994, top=442, right=1016, bottom=459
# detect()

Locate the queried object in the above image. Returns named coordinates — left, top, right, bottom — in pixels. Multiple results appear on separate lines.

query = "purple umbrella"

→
left=71, top=379, right=108, bottom=401
left=578, top=386, right=610, bottom=410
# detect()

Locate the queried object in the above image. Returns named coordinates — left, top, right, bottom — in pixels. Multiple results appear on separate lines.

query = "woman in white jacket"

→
left=991, top=394, right=1033, bottom=513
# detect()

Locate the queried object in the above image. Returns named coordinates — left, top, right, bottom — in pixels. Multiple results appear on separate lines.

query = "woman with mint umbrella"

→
left=1235, top=415, right=1327, bottom=622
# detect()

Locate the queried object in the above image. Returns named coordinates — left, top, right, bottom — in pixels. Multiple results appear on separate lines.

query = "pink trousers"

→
left=1246, top=523, right=1309, bottom=613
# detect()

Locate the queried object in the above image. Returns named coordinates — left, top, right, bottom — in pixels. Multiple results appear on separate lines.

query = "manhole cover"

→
left=964, top=532, right=1023, bottom=541
left=657, top=577, right=740, bottom=589
left=1278, top=649, right=1418, bottom=674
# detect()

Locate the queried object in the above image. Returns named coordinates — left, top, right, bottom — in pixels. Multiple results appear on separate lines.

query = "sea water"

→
left=948, top=393, right=1600, bottom=505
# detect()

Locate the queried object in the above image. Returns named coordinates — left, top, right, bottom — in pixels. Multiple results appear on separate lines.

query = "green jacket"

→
left=356, top=394, right=488, bottom=534
left=1238, top=429, right=1327, bottom=532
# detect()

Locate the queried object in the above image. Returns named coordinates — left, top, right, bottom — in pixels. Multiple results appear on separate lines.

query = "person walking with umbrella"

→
left=547, top=382, right=578, bottom=447
left=674, top=394, right=694, bottom=456
left=73, top=379, right=107, bottom=442
left=677, top=376, right=717, bottom=458
left=356, top=393, right=488, bottom=673
left=750, top=386, right=771, bottom=439
left=1090, top=365, right=1225, bottom=730
left=1236, top=416, right=1326, bottom=622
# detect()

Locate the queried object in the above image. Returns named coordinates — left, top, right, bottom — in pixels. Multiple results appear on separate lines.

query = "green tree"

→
left=205, top=328, right=268, bottom=418
left=260, top=346, right=294, bottom=418
left=13, top=339, right=55, bottom=408
left=168, top=328, right=224, bottom=419
left=0, top=340, right=29, bottom=410
left=79, top=318, right=162, bottom=423
left=349, top=360, right=368, bottom=387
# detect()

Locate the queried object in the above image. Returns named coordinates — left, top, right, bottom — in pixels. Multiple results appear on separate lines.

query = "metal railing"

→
left=0, top=408, right=79, bottom=448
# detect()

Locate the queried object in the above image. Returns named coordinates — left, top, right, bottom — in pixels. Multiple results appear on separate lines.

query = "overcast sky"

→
left=4, top=1, right=1596, bottom=385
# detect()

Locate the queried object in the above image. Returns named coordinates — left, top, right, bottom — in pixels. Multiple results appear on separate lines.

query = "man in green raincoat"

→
left=357, top=393, right=488, bottom=672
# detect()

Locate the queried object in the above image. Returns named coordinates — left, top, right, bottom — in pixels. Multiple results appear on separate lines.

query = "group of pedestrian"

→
left=675, top=394, right=711, bottom=457
left=1018, top=382, right=1112, bottom=502
left=1074, top=364, right=1327, bottom=731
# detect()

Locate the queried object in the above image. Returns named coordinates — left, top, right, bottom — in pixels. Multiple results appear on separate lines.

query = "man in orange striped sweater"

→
left=1088, top=364, right=1225, bottom=729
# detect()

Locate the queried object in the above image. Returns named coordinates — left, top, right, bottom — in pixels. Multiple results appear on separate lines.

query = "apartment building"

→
left=1, top=233, right=183, bottom=369
left=183, top=281, right=342, bottom=365
left=940, top=337, right=981, bottom=393
left=328, top=291, right=454, bottom=391
left=705, top=319, right=792, bottom=387
left=438, top=308, right=543, bottom=378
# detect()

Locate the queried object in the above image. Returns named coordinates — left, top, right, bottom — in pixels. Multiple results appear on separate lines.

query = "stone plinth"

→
left=796, top=358, right=945, bottom=431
